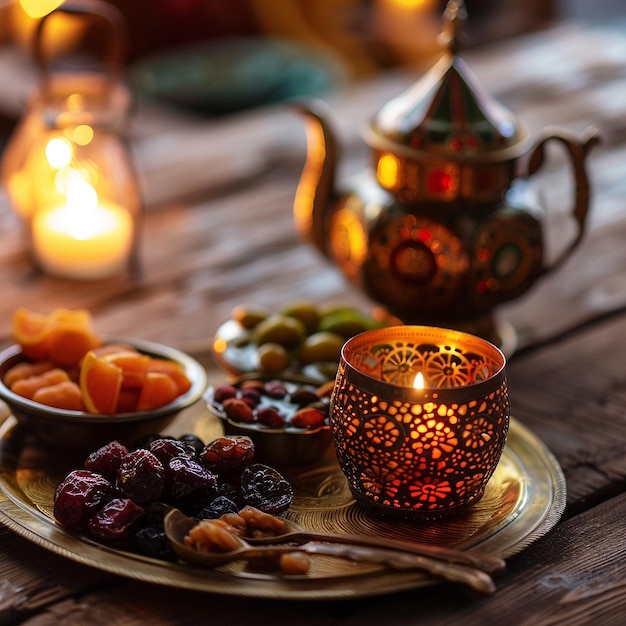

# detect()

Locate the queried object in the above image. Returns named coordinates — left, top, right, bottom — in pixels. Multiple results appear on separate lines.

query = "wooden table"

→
left=1, top=23, right=626, bottom=624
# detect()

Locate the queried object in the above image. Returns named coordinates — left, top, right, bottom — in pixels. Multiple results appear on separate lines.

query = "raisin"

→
left=256, top=407, right=286, bottom=428
left=178, top=433, right=205, bottom=457
left=200, top=436, right=255, bottom=473
left=149, top=438, right=195, bottom=465
left=84, top=441, right=128, bottom=481
left=133, top=524, right=176, bottom=561
left=87, top=497, right=144, bottom=542
left=54, top=470, right=115, bottom=530
left=240, top=464, right=294, bottom=514
left=166, top=457, right=217, bottom=504
left=116, top=449, right=165, bottom=503
left=222, top=398, right=254, bottom=423
left=196, top=495, right=239, bottom=520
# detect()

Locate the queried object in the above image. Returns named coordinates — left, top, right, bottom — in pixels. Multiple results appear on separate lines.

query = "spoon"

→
left=164, top=509, right=499, bottom=594
left=246, top=518, right=505, bottom=575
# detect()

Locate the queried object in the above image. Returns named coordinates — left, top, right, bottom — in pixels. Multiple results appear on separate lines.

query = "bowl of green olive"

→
left=211, top=301, right=386, bottom=382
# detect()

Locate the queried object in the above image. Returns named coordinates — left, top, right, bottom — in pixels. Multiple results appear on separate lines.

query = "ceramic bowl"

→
left=0, top=338, right=207, bottom=449
left=205, top=373, right=333, bottom=468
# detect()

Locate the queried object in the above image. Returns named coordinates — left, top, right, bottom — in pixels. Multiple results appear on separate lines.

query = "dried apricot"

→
left=104, top=352, right=150, bottom=390
left=80, top=350, right=123, bottom=414
left=3, top=360, right=55, bottom=387
left=12, top=308, right=52, bottom=360
left=11, top=368, right=70, bottom=399
left=135, top=372, right=180, bottom=412
left=147, top=359, right=192, bottom=395
left=32, top=380, right=85, bottom=411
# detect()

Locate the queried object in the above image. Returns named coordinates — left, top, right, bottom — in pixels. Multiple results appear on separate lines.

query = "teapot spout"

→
left=293, top=100, right=338, bottom=257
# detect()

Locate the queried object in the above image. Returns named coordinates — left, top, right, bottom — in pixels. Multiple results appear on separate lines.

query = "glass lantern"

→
left=1, top=0, right=142, bottom=280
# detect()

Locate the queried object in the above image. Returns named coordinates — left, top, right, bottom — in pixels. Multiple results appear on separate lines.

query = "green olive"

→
left=254, top=314, right=307, bottom=349
left=281, top=300, right=320, bottom=335
left=318, top=309, right=372, bottom=339
left=298, top=331, right=345, bottom=365
left=257, top=342, right=291, bottom=373
left=232, top=304, right=272, bottom=330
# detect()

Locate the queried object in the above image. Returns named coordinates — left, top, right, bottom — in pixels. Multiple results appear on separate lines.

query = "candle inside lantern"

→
left=330, top=325, right=510, bottom=519
left=31, top=179, right=133, bottom=279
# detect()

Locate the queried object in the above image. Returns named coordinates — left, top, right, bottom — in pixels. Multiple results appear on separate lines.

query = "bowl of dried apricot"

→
left=206, top=373, right=334, bottom=468
left=0, top=308, right=207, bottom=449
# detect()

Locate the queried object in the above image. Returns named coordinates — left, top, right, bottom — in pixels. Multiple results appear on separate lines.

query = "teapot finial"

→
left=438, top=0, right=468, bottom=56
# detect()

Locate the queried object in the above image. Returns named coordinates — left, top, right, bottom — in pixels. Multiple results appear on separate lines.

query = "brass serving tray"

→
left=0, top=407, right=565, bottom=600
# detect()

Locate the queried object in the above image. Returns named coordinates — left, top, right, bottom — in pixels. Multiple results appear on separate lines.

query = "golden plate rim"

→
left=0, top=414, right=566, bottom=600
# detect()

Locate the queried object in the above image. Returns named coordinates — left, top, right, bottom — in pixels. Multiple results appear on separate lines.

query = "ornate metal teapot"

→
left=293, top=1, right=598, bottom=345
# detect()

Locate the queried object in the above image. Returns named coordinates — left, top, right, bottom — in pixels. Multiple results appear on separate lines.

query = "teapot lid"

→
left=367, top=1, right=528, bottom=164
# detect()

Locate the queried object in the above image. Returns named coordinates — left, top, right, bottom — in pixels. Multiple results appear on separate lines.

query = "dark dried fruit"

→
left=166, top=457, right=217, bottom=504
left=133, top=524, right=176, bottom=561
left=240, top=464, right=293, bottom=514
left=291, top=407, right=326, bottom=429
left=87, top=497, right=144, bottom=541
left=149, top=438, right=195, bottom=465
left=196, top=495, right=239, bottom=520
left=54, top=470, right=115, bottom=530
left=213, top=384, right=237, bottom=403
left=290, top=387, right=319, bottom=406
left=263, top=380, right=288, bottom=399
left=200, top=435, right=255, bottom=473
left=256, top=407, right=286, bottom=428
left=178, top=433, right=205, bottom=456
left=84, top=440, right=128, bottom=481
left=222, top=398, right=255, bottom=423
left=117, top=449, right=165, bottom=503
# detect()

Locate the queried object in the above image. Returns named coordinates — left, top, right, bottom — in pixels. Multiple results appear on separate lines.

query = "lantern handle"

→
left=33, top=0, right=128, bottom=87
left=526, top=126, right=600, bottom=275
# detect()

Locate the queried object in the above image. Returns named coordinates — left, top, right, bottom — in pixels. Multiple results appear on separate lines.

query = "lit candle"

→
left=31, top=180, right=133, bottom=279
left=330, top=325, right=510, bottom=519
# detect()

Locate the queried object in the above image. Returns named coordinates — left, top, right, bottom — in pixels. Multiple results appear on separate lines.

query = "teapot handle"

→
left=526, top=127, right=600, bottom=275
left=33, top=0, right=128, bottom=87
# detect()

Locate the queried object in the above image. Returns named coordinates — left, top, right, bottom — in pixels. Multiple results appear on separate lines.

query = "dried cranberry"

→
left=291, top=407, right=326, bottom=429
left=256, top=407, right=286, bottom=428
left=264, top=380, right=288, bottom=399
left=54, top=470, right=115, bottom=530
left=222, top=398, right=255, bottom=423
left=240, top=464, right=294, bottom=514
left=240, top=387, right=261, bottom=405
left=213, top=384, right=237, bottom=403
left=166, top=457, right=218, bottom=504
left=116, top=449, right=165, bottom=503
left=200, top=435, right=255, bottom=473
left=290, top=387, right=320, bottom=406
left=84, top=441, right=129, bottom=481
left=87, top=497, right=144, bottom=542
left=149, top=438, right=195, bottom=465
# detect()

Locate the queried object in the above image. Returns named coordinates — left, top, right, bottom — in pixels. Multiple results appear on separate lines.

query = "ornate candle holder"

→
left=330, top=325, right=509, bottom=519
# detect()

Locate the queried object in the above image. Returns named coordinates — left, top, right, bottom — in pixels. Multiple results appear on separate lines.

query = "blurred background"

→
left=0, top=0, right=625, bottom=140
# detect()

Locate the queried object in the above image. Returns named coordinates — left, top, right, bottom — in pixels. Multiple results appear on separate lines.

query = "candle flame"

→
left=413, top=372, right=425, bottom=389
left=65, top=180, right=99, bottom=240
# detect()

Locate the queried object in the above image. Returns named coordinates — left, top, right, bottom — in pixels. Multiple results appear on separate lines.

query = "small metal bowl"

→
left=0, top=338, right=207, bottom=450
left=206, top=373, right=333, bottom=468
